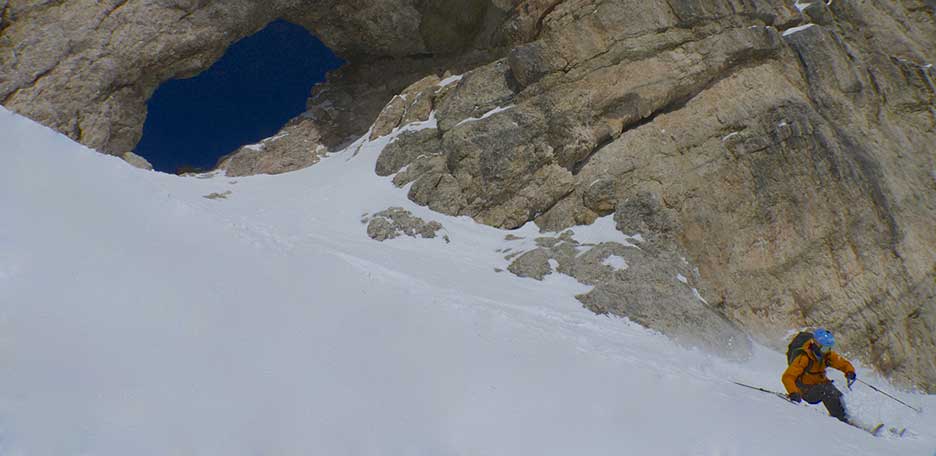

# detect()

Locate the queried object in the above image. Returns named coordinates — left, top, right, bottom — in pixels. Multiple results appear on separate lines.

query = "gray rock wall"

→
left=3, top=0, right=935, bottom=390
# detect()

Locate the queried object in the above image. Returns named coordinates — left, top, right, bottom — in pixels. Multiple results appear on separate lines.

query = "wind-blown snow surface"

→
left=1, top=107, right=934, bottom=455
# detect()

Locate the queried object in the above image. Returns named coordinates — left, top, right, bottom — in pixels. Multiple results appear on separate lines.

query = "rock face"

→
left=372, top=1, right=936, bottom=391
left=3, top=0, right=936, bottom=390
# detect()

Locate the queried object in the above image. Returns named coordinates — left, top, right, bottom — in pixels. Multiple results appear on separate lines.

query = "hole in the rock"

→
left=134, top=20, right=344, bottom=174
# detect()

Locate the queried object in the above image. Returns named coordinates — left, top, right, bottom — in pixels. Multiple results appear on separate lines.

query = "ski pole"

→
left=732, top=381, right=795, bottom=402
left=857, top=379, right=922, bottom=413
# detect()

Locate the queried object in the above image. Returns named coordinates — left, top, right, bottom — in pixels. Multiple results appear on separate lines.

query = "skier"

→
left=782, top=328, right=857, bottom=423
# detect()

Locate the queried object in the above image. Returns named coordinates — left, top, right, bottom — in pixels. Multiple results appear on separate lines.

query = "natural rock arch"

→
left=0, top=0, right=524, bottom=165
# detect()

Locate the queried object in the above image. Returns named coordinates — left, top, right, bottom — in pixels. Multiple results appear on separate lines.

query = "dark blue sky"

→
left=135, top=20, right=344, bottom=173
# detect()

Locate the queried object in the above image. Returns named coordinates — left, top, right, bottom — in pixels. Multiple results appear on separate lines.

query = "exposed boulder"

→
left=218, top=117, right=329, bottom=177
left=507, top=248, right=554, bottom=280
left=365, top=207, right=446, bottom=242
left=120, top=151, right=153, bottom=171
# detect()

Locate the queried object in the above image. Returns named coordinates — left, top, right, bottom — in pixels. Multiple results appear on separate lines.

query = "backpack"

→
left=786, top=331, right=814, bottom=365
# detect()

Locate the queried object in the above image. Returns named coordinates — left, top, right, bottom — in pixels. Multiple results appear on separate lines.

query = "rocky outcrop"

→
left=364, top=207, right=446, bottom=242
left=120, top=151, right=153, bottom=171
left=507, top=248, right=554, bottom=280
left=218, top=116, right=328, bottom=177
left=504, top=229, right=753, bottom=360
left=3, top=0, right=935, bottom=390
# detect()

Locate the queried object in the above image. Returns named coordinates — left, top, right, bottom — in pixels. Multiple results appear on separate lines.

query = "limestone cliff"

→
left=2, top=0, right=935, bottom=390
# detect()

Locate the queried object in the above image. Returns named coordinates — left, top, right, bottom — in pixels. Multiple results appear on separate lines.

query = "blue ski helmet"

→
left=814, top=328, right=835, bottom=348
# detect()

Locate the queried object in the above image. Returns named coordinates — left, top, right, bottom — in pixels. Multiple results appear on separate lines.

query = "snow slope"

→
left=1, top=106, right=934, bottom=455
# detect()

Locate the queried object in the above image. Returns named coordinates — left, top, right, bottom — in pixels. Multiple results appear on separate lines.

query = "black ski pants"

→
left=802, top=382, right=847, bottom=422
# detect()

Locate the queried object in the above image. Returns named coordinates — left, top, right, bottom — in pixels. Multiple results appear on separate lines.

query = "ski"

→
left=846, top=422, right=884, bottom=436
left=731, top=381, right=795, bottom=402
left=732, top=382, right=904, bottom=438
left=852, top=423, right=910, bottom=437
left=887, top=427, right=908, bottom=437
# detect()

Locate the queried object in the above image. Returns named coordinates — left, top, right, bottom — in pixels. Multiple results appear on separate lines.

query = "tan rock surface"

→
left=120, top=151, right=153, bottom=171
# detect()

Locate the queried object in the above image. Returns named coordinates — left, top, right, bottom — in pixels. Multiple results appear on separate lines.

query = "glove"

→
left=846, top=372, right=857, bottom=388
left=789, top=392, right=802, bottom=403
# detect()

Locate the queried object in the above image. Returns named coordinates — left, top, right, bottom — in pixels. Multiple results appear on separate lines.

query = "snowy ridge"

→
left=1, top=107, right=934, bottom=455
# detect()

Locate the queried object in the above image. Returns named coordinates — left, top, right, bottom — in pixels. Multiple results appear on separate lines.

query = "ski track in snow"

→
left=1, top=106, right=934, bottom=455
